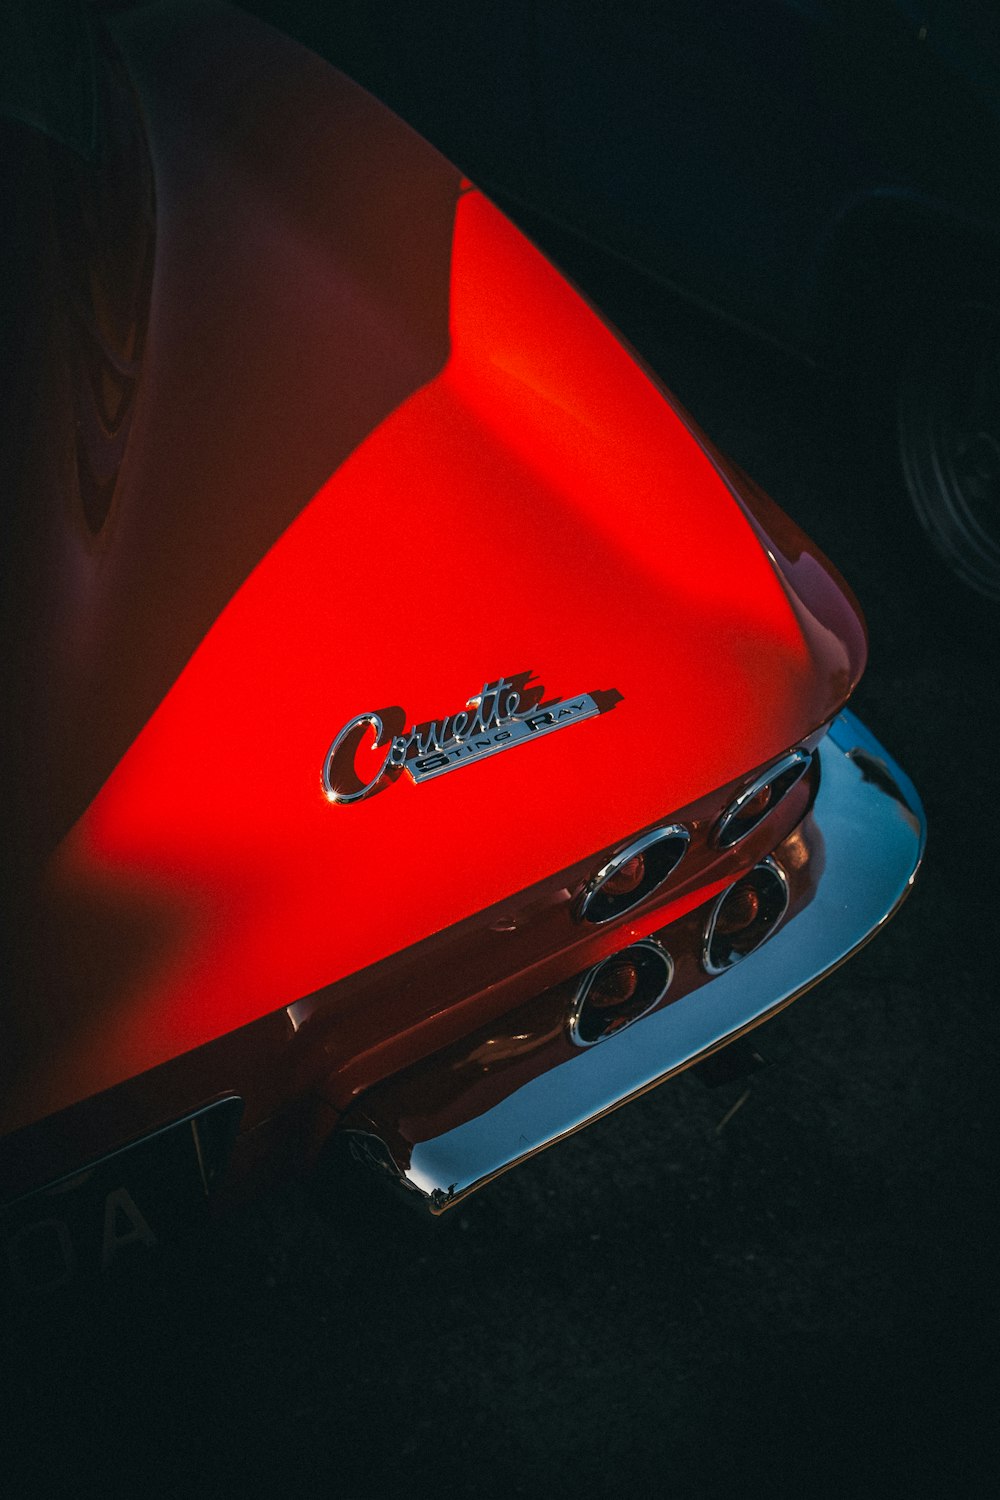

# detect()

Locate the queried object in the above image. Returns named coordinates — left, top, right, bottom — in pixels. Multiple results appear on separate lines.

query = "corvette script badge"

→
left=323, top=672, right=621, bottom=804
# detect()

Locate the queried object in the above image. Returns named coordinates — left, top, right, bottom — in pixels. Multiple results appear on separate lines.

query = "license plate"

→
left=1, top=1096, right=242, bottom=1299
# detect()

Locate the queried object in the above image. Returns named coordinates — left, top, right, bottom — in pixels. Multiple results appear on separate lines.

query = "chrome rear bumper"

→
left=342, top=711, right=925, bottom=1212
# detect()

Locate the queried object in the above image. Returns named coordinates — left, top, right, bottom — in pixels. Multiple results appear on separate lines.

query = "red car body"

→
left=1, top=3, right=923, bottom=1280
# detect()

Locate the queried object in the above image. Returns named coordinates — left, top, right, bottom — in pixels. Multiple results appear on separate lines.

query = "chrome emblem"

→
left=323, top=673, right=620, bottom=804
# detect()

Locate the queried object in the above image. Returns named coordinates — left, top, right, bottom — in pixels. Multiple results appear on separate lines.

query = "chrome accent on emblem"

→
left=577, top=824, right=690, bottom=924
left=702, top=856, right=790, bottom=974
left=322, top=713, right=393, bottom=804
left=714, top=749, right=812, bottom=848
left=323, top=675, right=618, bottom=802
left=568, top=940, right=674, bottom=1048
left=406, top=693, right=602, bottom=782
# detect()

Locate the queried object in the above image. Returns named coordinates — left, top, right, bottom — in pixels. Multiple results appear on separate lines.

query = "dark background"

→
left=4, top=4, right=1000, bottom=1495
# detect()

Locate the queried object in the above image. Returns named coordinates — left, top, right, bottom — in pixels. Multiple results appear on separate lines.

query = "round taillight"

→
left=568, top=941, right=674, bottom=1047
left=588, top=959, right=640, bottom=1008
left=714, top=883, right=761, bottom=935
left=738, top=784, right=773, bottom=822
left=578, top=825, right=689, bottom=924
left=703, top=858, right=789, bottom=973
left=602, top=854, right=646, bottom=897
left=714, top=750, right=812, bottom=849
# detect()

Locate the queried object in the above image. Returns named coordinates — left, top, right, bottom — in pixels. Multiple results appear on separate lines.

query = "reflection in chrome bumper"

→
left=342, top=711, right=925, bottom=1213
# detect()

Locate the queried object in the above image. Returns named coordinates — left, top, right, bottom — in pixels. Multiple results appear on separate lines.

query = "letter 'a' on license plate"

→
left=0, top=1096, right=243, bottom=1301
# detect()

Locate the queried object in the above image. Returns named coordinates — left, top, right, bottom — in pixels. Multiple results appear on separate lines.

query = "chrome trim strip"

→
left=714, top=747, right=812, bottom=848
left=576, top=824, right=690, bottom=924
left=0, top=1096, right=244, bottom=1213
left=701, top=856, right=791, bottom=975
left=567, top=939, right=674, bottom=1048
left=342, top=711, right=925, bottom=1213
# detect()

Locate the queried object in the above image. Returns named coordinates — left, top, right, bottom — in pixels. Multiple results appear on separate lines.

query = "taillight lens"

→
left=602, top=854, right=646, bottom=897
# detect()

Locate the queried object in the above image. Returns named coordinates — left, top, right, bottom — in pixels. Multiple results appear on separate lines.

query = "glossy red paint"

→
left=2, top=6, right=866, bottom=1195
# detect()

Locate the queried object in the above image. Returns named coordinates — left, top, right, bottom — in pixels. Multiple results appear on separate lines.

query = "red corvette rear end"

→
left=1, top=3, right=923, bottom=1281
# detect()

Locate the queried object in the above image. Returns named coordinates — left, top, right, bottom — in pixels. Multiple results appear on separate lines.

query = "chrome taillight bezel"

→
left=702, top=856, right=790, bottom=974
left=713, top=749, right=812, bottom=849
left=576, top=824, right=690, bottom=925
left=568, top=939, right=675, bottom=1048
